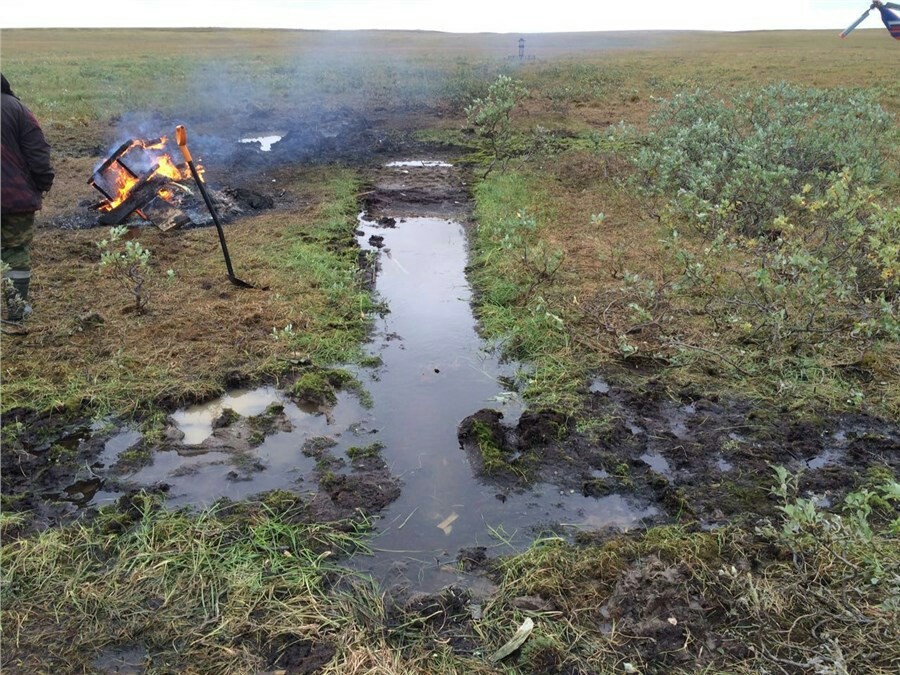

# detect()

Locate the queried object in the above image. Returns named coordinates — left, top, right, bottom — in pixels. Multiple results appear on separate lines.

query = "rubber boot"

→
left=5, top=277, right=31, bottom=322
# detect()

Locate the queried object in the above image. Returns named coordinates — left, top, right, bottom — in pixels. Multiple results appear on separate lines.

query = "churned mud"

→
left=7, top=144, right=899, bottom=556
left=4, top=115, right=898, bottom=645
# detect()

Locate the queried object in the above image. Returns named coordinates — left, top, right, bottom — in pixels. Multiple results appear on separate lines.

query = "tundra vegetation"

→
left=1, top=29, right=898, bottom=673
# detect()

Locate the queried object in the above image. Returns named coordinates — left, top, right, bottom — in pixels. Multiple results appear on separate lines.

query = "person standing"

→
left=1, top=73, right=54, bottom=325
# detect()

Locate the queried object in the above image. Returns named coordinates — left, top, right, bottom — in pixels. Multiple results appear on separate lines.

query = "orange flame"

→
left=99, top=136, right=196, bottom=212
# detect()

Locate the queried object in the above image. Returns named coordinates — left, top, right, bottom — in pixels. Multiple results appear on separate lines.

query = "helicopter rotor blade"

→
left=840, top=8, right=872, bottom=37
left=883, top=2, right=900, bottom=10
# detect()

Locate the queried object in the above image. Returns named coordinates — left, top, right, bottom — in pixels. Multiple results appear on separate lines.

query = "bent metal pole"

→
left=174, top=125, right=253, bottom=288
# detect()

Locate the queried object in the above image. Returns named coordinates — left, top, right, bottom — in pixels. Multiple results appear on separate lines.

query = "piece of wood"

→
left=96, top=174, right=166, bottom=225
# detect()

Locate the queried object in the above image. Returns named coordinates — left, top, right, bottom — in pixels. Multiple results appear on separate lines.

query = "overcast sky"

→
left=0, top=1, right=880, bottom=33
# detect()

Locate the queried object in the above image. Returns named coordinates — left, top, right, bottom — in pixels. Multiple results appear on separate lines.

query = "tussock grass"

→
left=1, top=492, right=374, bottom=673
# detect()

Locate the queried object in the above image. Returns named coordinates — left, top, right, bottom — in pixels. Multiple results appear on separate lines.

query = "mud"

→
left=602, top=554, right=750, bottom=669
left=456, top=373, right=899, bottom=527
left=5, top=113, right=898, bottom=607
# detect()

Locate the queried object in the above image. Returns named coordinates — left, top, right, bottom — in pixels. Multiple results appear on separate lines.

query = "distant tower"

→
left=518, top=38, right=525, bottom=61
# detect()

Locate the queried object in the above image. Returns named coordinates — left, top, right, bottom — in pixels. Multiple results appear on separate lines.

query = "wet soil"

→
left=4, top=107, right=899, bottom=675
left=7, top=140, right=899, bottom=550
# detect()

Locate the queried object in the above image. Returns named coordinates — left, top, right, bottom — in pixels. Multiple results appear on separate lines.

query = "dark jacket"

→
left=1, top=85, right=54, bottom=214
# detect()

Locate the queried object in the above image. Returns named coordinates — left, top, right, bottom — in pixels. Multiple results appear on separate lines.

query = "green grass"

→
left=470, top=172, right=590, bottom=411
left=263, top=171, right=376, bottom=366
left=346, top=442, right=385, bottom=461
left=1, top=169, right=373, bottom=422
left=0, top=492, right=375, bottom=673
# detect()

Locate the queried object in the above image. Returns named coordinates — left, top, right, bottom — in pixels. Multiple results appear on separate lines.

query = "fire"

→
left=93, top=136, right=197, bottom=212
left=110, top=171, right=139, bottom=206
left=156, top=153, right=185, bottom=181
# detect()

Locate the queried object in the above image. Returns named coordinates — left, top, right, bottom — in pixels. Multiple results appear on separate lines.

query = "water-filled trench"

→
left=87, top=160, right=658, bottom=589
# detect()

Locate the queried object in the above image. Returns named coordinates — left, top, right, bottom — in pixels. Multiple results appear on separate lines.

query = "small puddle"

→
left=640, top=451, right=673, bottom=477
left=385, top=160, right=453, bottom=168
left=92, top=644, right=147, bottom=674
left=239, top=134, right=283, bottom=151
left=170, top=386, right=286, bottom=445
left=668, top=403, right=695, bottom=439
left=807, top=448, right=842, bottom=471
left=93, top=390, right=369, bottom=508
left=589, top=378, right=610, bottom=394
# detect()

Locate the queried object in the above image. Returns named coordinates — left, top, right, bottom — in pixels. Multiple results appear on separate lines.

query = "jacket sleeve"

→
left=20, top=108, right=54, bottom=193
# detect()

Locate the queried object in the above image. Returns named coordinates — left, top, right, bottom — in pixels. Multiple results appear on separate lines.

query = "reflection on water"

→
left=170, top=386, right=286, bottom=445
left=349, top=214, right=657, bottom=588
left=640, top=451, right=673, bottom=477
left=385, top=160, right=452, bottom=168
left=93, top=390, right=370, bottom=509
left=239, top=135, right=283, bottom=151
left=97, top=429, right=143, bottom=468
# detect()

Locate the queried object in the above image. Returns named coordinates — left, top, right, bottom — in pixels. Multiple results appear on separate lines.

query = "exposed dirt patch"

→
left=603, top=554, right=750, bottom=670
left=459, top=372, right=900, bottom=527
left=264, top=635, right=337, bottom=675
left=363, top=163, right=471, bottom=220
left=385, top=586, right=479, bottom=657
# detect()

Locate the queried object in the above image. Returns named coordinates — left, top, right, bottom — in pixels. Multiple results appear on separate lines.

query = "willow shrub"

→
left=629, top=82, right=894, bottom=236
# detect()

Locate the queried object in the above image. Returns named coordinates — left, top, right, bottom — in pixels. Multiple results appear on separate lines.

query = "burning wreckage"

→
left=89, top=136, right=200, bottom=231
left=88, top=130, right=271, bottom=231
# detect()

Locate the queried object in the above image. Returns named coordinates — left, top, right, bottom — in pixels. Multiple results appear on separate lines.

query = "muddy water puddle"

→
left=91, top=389, right=371, bottom=509
left=239, top=134, right=283, bottom=151
left=169, top=386, right=288, bottom=445
left=348, top=210, right=657, bottom=587
left=64, top=158, right=657, bottom=590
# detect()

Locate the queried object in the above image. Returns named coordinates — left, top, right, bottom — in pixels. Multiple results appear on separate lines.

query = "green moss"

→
left=292, top=368, right=372, bottom=408
left=612, top=462, right=634, bottom=488
left=319, top=470, right=340, bottom=489
left=574, top=414, right=615, bottom=442
left=473, top=420, right=508, bottom=475
left=346, top=442, right=385, bottom=460
left=116, top=445, right=153, bottom=471
left=471, top=421, right=529, bottom=479
left=47, top=443, right=77, bottom=464
left=0, top=420, right=26, bottom=449
left=358, top=355, right=384, bottom=368
left=292, top=368, right=351, bottom=405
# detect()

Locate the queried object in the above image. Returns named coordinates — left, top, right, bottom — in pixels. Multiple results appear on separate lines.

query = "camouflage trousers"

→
left=1, top=212, right=35, bottom=277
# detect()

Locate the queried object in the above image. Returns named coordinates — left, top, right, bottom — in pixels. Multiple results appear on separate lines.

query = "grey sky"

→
left=0, top=1, right=880, bottom=33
